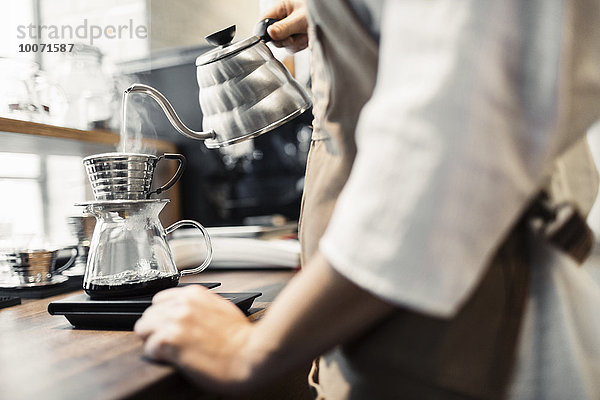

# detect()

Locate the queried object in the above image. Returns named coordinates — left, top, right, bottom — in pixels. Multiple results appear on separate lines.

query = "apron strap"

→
left=527, top=190, right=594, bottom=264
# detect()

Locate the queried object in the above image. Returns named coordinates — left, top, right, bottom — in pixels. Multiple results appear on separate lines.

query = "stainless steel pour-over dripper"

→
left=124, top=20, right=312, bottom=148
left=83, top=152, right=186, bottom=200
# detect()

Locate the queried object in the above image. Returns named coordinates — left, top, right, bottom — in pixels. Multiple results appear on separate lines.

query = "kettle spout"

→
left=124, top=83, right=216, bottom=141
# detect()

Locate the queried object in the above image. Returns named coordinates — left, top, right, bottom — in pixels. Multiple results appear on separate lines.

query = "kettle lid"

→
left=195, top=25, right=260, bottom=66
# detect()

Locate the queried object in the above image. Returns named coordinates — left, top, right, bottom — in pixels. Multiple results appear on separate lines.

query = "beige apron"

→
left=299, top=0, right=379, bottom=265
left=299, top=0, right=598, bottom=399
left=302, top=0, right=519, bottom=397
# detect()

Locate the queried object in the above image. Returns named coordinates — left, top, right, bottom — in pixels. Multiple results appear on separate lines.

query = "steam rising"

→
left=118, top=91, right=157, bottom=155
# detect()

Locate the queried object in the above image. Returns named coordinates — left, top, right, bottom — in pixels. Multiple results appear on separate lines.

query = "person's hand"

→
left=134, top=254, right=392, bottom=395
left=134, top=285, right=258, bottom=394
left=261, top=0, right=308, bottom=53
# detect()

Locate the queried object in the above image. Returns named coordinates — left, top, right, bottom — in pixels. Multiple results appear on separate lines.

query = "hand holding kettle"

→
left=260, top=0, right=309, bottom=52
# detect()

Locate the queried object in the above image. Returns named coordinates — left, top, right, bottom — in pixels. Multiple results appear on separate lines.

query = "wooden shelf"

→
left=0, top=117, right=176, bottom=153
left=0, top=117, right=182, bottom=224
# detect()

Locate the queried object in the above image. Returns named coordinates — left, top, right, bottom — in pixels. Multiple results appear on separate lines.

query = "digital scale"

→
left=48, top=282, right=261, bottom=330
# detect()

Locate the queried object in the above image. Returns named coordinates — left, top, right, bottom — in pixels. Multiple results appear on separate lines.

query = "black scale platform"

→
left=1, top=278, right=262, bottom=330
left=47, top=282, right=262, bottom=330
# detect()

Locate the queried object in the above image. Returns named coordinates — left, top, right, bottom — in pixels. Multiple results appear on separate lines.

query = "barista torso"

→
left=302, top=0, right=525, bottom=398
left=301, top=0, right=599, bottom=398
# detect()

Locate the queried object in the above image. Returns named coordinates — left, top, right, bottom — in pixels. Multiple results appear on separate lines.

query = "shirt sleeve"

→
left=319, top=0, right=565, bottom=317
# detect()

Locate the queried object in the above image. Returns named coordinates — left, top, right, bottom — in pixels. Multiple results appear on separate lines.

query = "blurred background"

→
left=0, top=0, right=312, bottom=248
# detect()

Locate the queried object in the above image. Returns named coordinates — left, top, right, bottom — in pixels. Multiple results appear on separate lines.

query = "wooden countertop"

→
left=0, top=269, right=297, bottom=400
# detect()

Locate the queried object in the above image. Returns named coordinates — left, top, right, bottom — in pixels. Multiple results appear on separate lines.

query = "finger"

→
left=267, top=12, right=308, bottom=41
left=152, top=284, right=206, bottom=304
left=287, top=34, right=309, bottom=52
left=134, top=310, right=163, bottom=338
left=143, top=330, right=180, bottom=362
left=270, top=40, right=286, bottom=48
left=260, top=2, right=292, bottom=20
left=138, top=285, right=214, bottom=335
left=134, top=300, right=178, bottom=337
left=271, top=34, right=309, bottom=53
left=151, top=286, right=186, bottom=304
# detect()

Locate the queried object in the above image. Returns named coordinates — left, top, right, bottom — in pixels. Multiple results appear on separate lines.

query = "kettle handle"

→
left=165, top=220, right=213, bottom=275
left=254, top=18, right=279, bottom=42
left=124, top=84, right=216, bottom=141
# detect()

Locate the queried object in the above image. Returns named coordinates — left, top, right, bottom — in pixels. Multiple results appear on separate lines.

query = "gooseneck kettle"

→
left=126, top=19, right=312, bottom=148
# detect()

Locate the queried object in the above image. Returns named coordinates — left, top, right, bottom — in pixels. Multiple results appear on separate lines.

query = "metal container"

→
left=0, top=248, right=76, bottom=285
left=82, top=152, right=186, bottom=200
left=123, top=20, right=312, bottom=148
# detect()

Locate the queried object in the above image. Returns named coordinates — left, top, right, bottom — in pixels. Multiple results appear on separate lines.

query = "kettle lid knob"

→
left=205, top=25, right=236, bottom=46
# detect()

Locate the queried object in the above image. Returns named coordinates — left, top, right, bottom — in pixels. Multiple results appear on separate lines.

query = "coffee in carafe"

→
left=80, top=199, right=212, bottom=299
left=84, top=270, right=180, bottom=299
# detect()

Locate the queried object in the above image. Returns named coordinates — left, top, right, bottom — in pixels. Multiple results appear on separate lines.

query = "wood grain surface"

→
left=0, top=270, right=298, bottom=400
left=0, top=117, right=176, bottom=153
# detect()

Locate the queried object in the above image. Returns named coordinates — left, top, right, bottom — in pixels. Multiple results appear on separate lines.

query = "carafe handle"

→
left=53, top=247, right=78, bottom=274
left=165, top=220, right=213, bottom=275
left=148, top=153, right=187, bottom=197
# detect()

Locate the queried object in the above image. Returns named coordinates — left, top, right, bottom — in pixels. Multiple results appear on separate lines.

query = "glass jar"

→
left=53, top=44, right=117, bottom=130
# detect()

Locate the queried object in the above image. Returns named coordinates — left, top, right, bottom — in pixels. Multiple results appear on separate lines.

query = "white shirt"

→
left=319, top=0, right=600, bottom=317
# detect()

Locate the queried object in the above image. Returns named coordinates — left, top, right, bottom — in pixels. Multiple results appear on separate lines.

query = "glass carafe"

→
left=81, top=199, right=212, bottom=299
